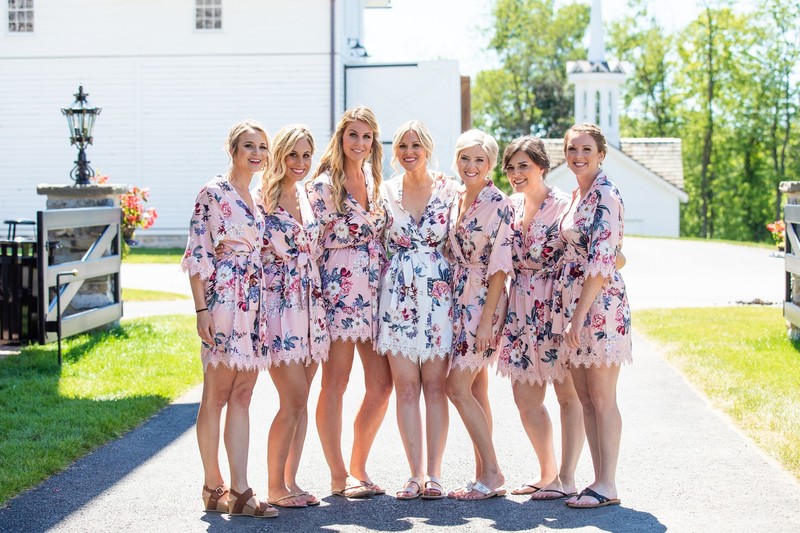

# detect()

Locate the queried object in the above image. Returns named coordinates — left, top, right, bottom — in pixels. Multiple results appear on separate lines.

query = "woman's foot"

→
left=395, top=477, right=422, bottom=500
left=227, top=488, right=278, bottom=518
left=457, top=474, right=506, bottom=501
left=421, top=476, right=446, bottom=500
left=510, top=481, right=542, bottom=496
left=530, top=478, right=577, bottom=501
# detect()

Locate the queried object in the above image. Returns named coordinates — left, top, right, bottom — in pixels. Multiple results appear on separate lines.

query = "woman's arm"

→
left=475, top=270, right=507, bottom=352
left=189, top=274, right=214, bottom=345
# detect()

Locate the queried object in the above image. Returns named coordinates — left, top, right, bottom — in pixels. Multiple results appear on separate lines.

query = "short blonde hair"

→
left=391, top=120, right=436, bottom=173
left=453, top=129, right=499, bottom=171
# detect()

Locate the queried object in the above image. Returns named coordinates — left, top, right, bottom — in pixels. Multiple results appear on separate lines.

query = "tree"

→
left=472, top=0, right=589, bottom=146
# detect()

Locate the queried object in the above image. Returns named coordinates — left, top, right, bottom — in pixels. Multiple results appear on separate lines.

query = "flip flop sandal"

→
left=530, top=489, right=578, bottom=501
left=331, top=482, right=375, bottom=499
left=511, top=483, right=541, bottom=495
left=421, top=476, right=446, bottom=500
left=361, top=480, right=386, bottom=495
left=295, top=491, right=320, bottom=506
left=228, top=488, right=279, bottom=518
left=395, top=477, right=422, bottom=500
left=268, top=494, right=307, bottom=508
left=566, top=487, right=621, bottom=509
left=202, top=485, right=229, bottom=513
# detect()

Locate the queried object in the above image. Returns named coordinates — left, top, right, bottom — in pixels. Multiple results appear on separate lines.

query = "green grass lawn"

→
left=635, top=306, right=800, bottom=479
left=0, top=316, right=201, bottom=504
left=122, top=288, right=190, bottom=301
left=125, top=247, right=184, bottom=264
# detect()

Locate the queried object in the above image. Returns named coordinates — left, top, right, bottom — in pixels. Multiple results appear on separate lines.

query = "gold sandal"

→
left=202, top=485, right=229, bottom=513
left=228, top=488, right=278, bottom=518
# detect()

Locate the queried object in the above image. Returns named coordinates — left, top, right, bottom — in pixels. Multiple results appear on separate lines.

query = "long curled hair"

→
left=261, top=125, right=315, bottom=214
left=313, top=106, right=383, bottom=214
left=224, top=119, right=270, bottom=166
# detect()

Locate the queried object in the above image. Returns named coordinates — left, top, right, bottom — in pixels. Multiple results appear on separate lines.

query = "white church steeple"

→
left=566, top=0, right=627, bottom=147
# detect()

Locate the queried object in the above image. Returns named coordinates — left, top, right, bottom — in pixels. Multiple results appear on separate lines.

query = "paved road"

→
left=1, top=238, right=797, bottom=532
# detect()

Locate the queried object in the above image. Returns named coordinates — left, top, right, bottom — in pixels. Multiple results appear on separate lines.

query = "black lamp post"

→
left=61, top=85, right=102, bottom=186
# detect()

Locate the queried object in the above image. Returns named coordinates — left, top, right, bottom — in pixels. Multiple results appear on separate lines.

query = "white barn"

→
left=546, top=0, right=688, bottom=237
left=0, top=0, right=465, bottom=243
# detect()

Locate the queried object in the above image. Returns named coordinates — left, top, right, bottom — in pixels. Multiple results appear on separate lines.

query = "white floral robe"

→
left=377, top=173, right=460, bottom=362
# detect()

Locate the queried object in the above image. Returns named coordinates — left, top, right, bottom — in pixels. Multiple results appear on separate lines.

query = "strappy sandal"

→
left=421, top=476, right=446, bottom=500
left=202, top=485, right=229, bottom=513
left=228, top=488, right=278, bottom=518
left=395, top=477, right=422, bottom=500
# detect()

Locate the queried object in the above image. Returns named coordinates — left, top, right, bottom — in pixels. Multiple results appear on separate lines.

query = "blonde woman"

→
left=307, top=107, right=391, bottom=498
left=446, top=129, right=514, bottom=501
left=181, top=120, right=277, bottom=518
left=377, top=121, right=459, bottom=499
left=258, top=125, right=329, bottom=508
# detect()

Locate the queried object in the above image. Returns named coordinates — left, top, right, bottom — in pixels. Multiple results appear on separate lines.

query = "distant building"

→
left=545, top=0, right=688, bottom=237
left=0, top=0, right=465, bottom=242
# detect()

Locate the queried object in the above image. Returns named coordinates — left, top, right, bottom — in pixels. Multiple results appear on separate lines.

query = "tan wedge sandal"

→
left=202, top=485, right=229, bottom=513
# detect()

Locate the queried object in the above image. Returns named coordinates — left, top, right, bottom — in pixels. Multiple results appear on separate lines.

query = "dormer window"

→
left=8, top=0, right=34, bottom=33
left=195, top=0, right=222, bottom=30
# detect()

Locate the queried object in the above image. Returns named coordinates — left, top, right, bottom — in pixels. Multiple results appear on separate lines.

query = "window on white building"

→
left=8, top=0, right=34, bottom=33
left=195, top=0, right=222, bottom=30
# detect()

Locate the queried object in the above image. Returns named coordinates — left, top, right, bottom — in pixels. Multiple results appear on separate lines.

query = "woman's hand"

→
left=563, top=314, right=584, bottom=349
left=196, top=310, right=215, bottom=345
left=476, top=318, right=494, bottom=353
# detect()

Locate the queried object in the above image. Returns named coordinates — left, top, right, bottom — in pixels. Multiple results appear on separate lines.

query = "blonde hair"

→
left=261, top=125, right=315, bottom=214
left=391, top=120, right=436, bottom=173
left=453, top=129, right=499, bottom=171
left=225, top=119, right=270, bottom=164
left=563, top=123, right=608, bottom=158
left=313, top=106, right=383, bottom=214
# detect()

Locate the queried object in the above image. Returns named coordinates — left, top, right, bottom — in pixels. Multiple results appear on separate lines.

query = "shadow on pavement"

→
left=197, top=494, right=665, bottom=532
left=0, top=400, right=198, bottom=533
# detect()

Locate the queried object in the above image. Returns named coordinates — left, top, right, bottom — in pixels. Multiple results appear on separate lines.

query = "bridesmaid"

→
left=377, top=120, right=459, bottom=500
left=496, top=136, right=584, bottom=500
left=181, top=120, right=277, bottom=518
left=307, top=107, right=391, bottom=498
left=555, top=123, right=632, bottom=509
left=446, top=129, right=514, bottom=501
left=258, top=125, right=329, bottom=509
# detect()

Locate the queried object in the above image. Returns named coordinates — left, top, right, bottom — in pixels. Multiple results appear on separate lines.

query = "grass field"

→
left=0, top=316, right=201, bottom=504
left=122, top=288, right=190, bottom=301
left=634, top=306, right=800, bottom=479
left=125, top=247, right=184, bottom=264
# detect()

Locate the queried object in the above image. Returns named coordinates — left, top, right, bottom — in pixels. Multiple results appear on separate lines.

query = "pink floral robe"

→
left=498, top=189, right=571, bottom=385
left=258, top=183, right=330, bottom=367
left=447, top=180, right=514, bottom=371
left=377, top=173, right=460, bottom=362
left=554, top=172, right=632, bottom=367
left=180, top=175, right=267, bottom=371
left=307, top=168, right=387, bottom=345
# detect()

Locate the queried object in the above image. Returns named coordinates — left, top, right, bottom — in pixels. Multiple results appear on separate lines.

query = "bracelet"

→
left=195, top=308, right=208, bottom=313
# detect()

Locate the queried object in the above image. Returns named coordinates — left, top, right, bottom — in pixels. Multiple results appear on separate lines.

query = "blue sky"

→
left=364, top=0, right=753, bottom=76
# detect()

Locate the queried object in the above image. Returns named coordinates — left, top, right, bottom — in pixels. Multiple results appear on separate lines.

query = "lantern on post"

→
left=61, top=85, right=102, bottom=186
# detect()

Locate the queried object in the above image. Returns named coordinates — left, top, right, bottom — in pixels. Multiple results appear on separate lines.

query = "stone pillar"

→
left=779, top=181, right=800, bottom=340
left=36, top=184, right=128, bottom=312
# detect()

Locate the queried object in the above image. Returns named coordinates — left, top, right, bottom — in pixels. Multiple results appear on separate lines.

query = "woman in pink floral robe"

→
left=445, top=130, right=514, bottom=501
left=258, top=125, right=329, bottom=509
left=377, top=121, right=460, bottom=500
left=306, top=107, right=392, bottom=499
left=556, top=123, right=632, bottom=510
left=496, top=136, right=585, bottom=501
left=181, top=120, right=276, bottom=518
